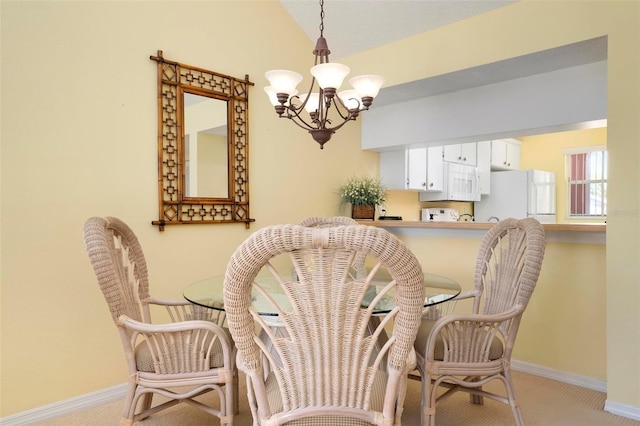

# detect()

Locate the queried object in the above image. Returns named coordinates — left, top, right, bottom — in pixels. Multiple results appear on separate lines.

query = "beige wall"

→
left=397, top=236, right=607, bottom=380
left=1, top=0, right=639, bottom=419
left=0, top=1, right=376, bottom=415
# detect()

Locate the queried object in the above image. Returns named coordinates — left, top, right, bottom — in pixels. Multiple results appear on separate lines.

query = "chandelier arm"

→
left=331, top=96, right=362, bottom=121
left=317, top=89, right=328, bottom=128
left=287, top=95, right=309, bottom=115
left=321, top=110, right=359, bottom=133
left=282, top=107, right=321, bottom=131
left=291, top=92, right=358, bottom=132
left=285, top=89, right=323, bottom=130
left=337, top=93, right=365, bottom=111
left=294, top=76, right=320, bottom=112
left=331, top=107, right=352, bottom=122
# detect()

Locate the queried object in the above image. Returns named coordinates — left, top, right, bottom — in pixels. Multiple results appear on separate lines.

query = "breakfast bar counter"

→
left=357, top=220, right=606, bottom=244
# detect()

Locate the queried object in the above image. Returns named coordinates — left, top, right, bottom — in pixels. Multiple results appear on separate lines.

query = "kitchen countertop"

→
left=360, top=220, right=606, bottom=232
left=357, top=220, right=605, bottom=243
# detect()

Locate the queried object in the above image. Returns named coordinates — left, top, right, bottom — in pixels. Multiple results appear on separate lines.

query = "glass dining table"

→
left=183, top=268, right=461, bottom=317
left=185, top=267, right=461, bottom=367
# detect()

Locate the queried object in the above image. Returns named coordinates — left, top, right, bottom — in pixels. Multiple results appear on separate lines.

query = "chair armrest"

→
left=144, top=297, right=191, bottom=307
left=434, top=304, right=523, bottom=326
left=424, top=305, right=525, bottom=362
left=118, top=314, right=232, bottom=344
left=117, top=315, right=235, bottom=374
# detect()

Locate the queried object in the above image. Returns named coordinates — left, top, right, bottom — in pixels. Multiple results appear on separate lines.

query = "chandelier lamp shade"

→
left=264, top=0, right=384, bottom=149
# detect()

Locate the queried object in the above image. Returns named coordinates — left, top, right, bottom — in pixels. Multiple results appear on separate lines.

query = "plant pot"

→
left=351, top=204, right=375, bottom=220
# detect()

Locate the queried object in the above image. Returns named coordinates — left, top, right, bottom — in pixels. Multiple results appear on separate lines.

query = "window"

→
left=564, top=146, right=607, bottom=218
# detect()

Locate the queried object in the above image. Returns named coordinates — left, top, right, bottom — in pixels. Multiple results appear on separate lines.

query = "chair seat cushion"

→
left=135, top=328, right=232, bottom=373
left=414, top=319, right=504, bottom=361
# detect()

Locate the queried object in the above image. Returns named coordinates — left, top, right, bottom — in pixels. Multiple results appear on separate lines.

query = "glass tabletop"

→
left=184, top=268, right=461, bottom=316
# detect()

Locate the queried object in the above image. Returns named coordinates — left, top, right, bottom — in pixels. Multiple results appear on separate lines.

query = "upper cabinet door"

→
left=491, top=139, right=521, bottom=170
left=379, top=150, right=409, bottom=190
left=443, top=142, right=477, bottom=166
left=426, top=146, right=444, bottom=192
left=407, top=147, right=428, bottom=190
left=407, top=147, right=444, bottom=191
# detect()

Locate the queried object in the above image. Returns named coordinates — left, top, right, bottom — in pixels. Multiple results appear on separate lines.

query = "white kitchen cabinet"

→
left=379, top=147, right=443, bottom=192
left=443, top=142, right=477, bottom=166
left=491, top=138, right=521, bottom=170
left=379, top=150, right=408, bottom=190
left=407, top=146, right=443, bottom=192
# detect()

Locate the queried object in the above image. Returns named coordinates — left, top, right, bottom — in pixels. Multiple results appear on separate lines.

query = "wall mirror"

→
left=150, top=51, right=254, bottom=230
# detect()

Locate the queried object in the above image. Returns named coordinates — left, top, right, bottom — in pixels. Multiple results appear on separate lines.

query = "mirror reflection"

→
left=183, top=93, right=229, bottom=198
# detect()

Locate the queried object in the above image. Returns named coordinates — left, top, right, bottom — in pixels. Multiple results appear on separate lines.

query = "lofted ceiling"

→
left=279, top=1, right=607, bottom=105
left=279, top=0, right=519, bottom=59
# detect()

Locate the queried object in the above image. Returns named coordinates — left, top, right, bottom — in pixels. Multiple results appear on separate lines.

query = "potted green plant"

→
left=338, top=176, right=387, bottom=220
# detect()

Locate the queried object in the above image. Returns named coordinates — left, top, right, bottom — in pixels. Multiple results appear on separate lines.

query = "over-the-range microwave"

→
left=419, top=163, right=481, bottom=202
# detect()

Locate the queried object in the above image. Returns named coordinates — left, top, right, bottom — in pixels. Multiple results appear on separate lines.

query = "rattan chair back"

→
left=224, top=224, right=425, bottom=425
left=299, top=216, right=367, bottom=279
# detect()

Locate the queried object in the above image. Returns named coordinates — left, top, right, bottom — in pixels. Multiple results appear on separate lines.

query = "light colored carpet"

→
left=34, top=371, right=640, bottom=425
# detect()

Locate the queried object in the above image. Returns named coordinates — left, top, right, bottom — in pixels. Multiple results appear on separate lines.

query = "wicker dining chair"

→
left=299, top=216, right=367, bottom=279
left=412, top=217, right=546, bottom=426
left=83, top=216, right=237, bottom=426
left=223, top=224, right=425, bottom=425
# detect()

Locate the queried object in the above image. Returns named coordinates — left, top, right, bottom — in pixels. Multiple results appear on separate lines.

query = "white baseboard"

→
left=511, top=359, right=607, bottom=392
left=3, top=362, right=639, bottom=424
left=604, top=400, right=640, bottom=421
left=511, top=360, right=640, bottom=421
left=0, top=383, right=127, bottom=426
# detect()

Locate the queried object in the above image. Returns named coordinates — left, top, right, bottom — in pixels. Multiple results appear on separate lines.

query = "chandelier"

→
left=264, top=0, right=384, bottom=149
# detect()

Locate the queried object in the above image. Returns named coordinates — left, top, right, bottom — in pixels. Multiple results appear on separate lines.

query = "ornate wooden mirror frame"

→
left=150, top=51, right=254, bottom=230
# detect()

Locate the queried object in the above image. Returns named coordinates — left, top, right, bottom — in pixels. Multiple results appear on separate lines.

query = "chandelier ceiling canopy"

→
left=264, top=0, right=384, bottom=149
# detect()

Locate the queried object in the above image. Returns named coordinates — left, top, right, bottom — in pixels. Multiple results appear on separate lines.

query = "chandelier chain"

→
left=319, top=0, right=324, bottom=37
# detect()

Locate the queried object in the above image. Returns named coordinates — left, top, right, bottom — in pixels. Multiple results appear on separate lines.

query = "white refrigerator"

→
left=474, top=170, right=556, bottom=223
